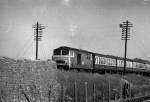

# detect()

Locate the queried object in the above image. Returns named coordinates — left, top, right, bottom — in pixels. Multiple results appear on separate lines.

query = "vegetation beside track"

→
left=57, top=69, right=150, bottom=102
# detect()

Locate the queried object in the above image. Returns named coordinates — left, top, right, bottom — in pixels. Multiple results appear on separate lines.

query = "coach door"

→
left=77, top=53, right=81, bottom=65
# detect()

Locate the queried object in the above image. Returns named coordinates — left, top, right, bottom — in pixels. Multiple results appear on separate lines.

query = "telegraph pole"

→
left=120, top=20, right=133, bottom=100
left=32, top=22, right=45, bottom=60
left=120, top=20, right=133, bottom=74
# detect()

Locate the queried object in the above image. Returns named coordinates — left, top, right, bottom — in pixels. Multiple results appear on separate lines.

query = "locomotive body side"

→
left=70, top=49, right=93, bottom=69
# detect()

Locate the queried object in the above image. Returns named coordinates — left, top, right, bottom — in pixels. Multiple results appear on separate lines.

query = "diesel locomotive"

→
left=52, top=46, right=150, bottom=74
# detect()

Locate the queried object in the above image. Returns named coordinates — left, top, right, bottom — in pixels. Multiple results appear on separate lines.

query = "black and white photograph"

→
left=1, top=0, right=150, bottom=102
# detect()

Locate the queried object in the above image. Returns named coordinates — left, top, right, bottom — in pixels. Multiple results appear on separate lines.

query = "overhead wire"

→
left=39, top=42, right=46, bottom=60
left=16, top=34, right=33, bottom=59
left=21, top=40, right=35, bottom=59
left=19, top=39, right=34, bottom=59
left=133, top=37, right=149, bottom=60
left=131, top=26, right=150, bottom=59
left=42, top=41, right=50, bottom=59
left=39, top=40, right=50, bottom=60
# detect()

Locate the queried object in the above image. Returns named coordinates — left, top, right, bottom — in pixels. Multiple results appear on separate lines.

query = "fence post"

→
left=85, top=82, right=88, bottom=102
left=108, top=77, right=111, bottom=102
left=102, top=91, right=104, bottom=102
left=61, top=84, right=64, bottom=102
left=93, top=83, right=96, bottom=102
left=74, top=81, right=77, bottom=102
left=49, top=85, right=52, bottom=102
left=120, top=79, right=123, bottom=102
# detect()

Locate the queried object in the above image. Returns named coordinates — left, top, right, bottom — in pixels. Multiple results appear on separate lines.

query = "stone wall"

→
left=0, top=57, right=59, bottom=102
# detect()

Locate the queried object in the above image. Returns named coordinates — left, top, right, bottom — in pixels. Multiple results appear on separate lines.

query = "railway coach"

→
left=52, top=46, right=150, bottom=74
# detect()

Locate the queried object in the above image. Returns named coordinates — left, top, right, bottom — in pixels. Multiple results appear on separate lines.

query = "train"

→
left=52, top=46, right=150, bottom=75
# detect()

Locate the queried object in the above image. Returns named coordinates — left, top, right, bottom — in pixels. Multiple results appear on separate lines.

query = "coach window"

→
left=95, top=56, right=99, bottom=64
left=86, top=54, right=89, bottom=59
left=62, top=49, right=69, bottom=55
left=77, top=54, right=82, bottom=65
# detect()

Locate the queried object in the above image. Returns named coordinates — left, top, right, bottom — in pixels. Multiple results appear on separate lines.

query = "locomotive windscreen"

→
left=62, top=49, right=69, bottom=55
left=54, top=48, right=69, bottom=55
left=54, top=49, right=61, bottom=55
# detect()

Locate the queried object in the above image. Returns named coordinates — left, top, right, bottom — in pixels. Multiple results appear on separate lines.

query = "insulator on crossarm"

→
left=122, top=39, right=130, bottom=40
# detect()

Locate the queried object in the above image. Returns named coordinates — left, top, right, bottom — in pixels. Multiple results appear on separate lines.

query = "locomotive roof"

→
left=56, top=46, right=93, bottom=54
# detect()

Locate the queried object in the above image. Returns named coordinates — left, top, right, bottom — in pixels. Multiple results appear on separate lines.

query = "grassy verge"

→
left=57, top=69, right=150, bottom=102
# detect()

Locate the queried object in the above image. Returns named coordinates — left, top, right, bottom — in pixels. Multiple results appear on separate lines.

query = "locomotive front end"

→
left=52, top=47, right=71, bottom=69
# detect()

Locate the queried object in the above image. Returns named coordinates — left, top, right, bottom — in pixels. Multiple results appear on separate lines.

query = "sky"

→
left=0, top=0, right=150, bottom=60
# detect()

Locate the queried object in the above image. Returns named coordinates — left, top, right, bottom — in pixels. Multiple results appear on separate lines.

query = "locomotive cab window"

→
left=54, top=49, right=69, bottom=55
left=62, top=49, right=69, bottom=55
left=54, top=49, right=61, bottom=55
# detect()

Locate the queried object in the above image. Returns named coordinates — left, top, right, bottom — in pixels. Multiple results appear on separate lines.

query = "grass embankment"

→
left=57, top=69, right=150, bottom=102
